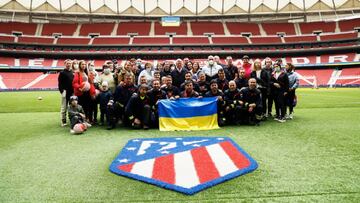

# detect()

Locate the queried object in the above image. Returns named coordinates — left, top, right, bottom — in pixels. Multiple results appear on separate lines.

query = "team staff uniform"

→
left=239, top=78, right=263, bottom=125
left=250, top=60, right=270, bottom=117
left=147, top=80, right=167, bottom=127
left=204, top=80, right=226, bottom=126
left=224, top=81, right=243, bottom=125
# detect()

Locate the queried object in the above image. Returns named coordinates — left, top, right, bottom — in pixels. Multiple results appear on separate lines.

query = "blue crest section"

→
left=109, top=137, right=258, bottom=195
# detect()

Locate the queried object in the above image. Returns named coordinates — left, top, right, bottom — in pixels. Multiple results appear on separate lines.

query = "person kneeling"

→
left=125, top=84, right=152, bottom=130
left=239, top=78, right=263, bottom=125
left=68, top=96, right=91, bottom=134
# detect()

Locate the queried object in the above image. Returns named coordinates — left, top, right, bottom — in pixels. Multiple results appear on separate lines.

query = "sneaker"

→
left=277, top=118, right=286, bottom=123
left=285, top=114, right=290, bottom=119
left=289, top=113, right=293, bottom=120
left=143, top=125, right=150, bottom=130
left=274, top=117, right=280, bottom=121
left=70, top=129, right=75, bottom=134
left=61, top=123, right=67, bottom=127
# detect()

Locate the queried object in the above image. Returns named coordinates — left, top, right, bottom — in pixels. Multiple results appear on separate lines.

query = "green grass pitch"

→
left=1, top=88, right=360, bottom=202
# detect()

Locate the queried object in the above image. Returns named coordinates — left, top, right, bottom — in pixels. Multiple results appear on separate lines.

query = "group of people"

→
left=58, top=55, right=299, bottom=133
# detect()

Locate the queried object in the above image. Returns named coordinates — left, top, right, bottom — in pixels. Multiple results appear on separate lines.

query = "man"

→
left=58, top=59, right=74, bottom=127
left=235, top=68, right=248, bottom=90
left=180, top=72, right=199, bottom=92
left=285, top=63, right=299, bottom=120
left=197, top=72, right=209, bottom=96
left=171, top=59, right=187, bottom=88
left=214, top=55, right=226, bottom=68
left=204, top=79, right=226, bottom=126
left=147, top=80, right=167, bottom=127
left=161, top=76, right=180, bottom=99
left=108, top=73, right=137, bottom=129
left=270, top=64, right=289, bottom=123
left=239, top=78, right=263, bottom=125
left=224, top=56, right=238, bottom=80
left=216, top=69, right=229, bottom=92
left=202, top=55, right=223, bottom=82
left=125, top=84, right=152, bottom=130
left=263, top=57, right=274, bottom=117
left=224, top=80, right=242, bottom=125
left=180, top=81, right=200, bottom=98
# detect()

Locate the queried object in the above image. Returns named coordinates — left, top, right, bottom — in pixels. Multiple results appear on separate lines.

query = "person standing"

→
left=58, top=59, right=74, bottom=127
left=285, top=63, right=299, bottom=119
left=270, top=64, right=289, bottom=123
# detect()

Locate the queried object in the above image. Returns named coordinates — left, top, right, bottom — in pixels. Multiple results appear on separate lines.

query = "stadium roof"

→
left=0, top=0, right=359, bottom=17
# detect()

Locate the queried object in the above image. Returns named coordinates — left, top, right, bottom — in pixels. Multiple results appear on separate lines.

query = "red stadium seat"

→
left=226, top=22, right=260, bottom=35
left=0, top=22, right=37, bottom=35
left=172, top=37, right=209, bottom=44
left=29, top=73, right=58, bottom=89
left=284, top=35, right=317, bottom=43
left=18, top=36, right=54, bottom=44
left=56, top=37, right=90, bottom=45
left=191, top=22, right=224, bottom=35
left=42, top=23, right=78, bottom=36
left=132, top=37, right=170, bottom=45
left=154, top=22, right=187, bottom=35
left=79, top=23, right=115, bottom=36
left=262, top=23, right=296, bottom=35
left=250, top=36, right=282, bottom=44
left=212, top=36, right=248, bottom=44
left=299, top=22, right=336, bottom=34
left=0, top=72, right=43, bottom=89
left=320, top=32, right=358, bottom=41
left=0, top=35, right=15, bottom=43
left=339, top=18, right=360, bottom=32
left=117, top=22, right=151, bottom=36
left=92, top=37, right=130, bottom=45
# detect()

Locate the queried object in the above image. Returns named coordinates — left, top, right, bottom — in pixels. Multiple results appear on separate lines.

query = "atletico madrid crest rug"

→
left=109, top=137, right=258, bottom=195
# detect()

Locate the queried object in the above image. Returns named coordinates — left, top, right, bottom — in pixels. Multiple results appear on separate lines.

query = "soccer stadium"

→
left=0, top=0, right=360, bottom=201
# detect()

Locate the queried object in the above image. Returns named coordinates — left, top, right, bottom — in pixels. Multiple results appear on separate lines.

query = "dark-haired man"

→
left=126, top=84, right=152, bottom=129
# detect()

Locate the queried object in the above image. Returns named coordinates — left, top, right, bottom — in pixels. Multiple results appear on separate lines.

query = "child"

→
left=98, top=81, right=113, bottom=126
left=68, top=96, right=91, bottom=134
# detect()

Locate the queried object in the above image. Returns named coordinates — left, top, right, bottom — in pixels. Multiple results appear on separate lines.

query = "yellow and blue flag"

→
left=158, top=97, right=219, bottom=131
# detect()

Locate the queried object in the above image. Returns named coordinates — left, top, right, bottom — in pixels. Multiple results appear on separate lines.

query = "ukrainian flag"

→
left=158, top=97, right=219, bottom=131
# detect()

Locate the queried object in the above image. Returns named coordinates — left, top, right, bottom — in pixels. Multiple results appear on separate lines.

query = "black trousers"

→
left=274, top=92, right=286, bottom=118
left=259, top=88, right=268, bottom=115
left=267, top=92, right=274, bottom=114
left=70, top=115, right=84, bottom=129
left=78, top=92, right=91, bottom=121
left=107, top=102, right=125, bottom=127
left=225, top=105, right=242, bottom=125
left=286, top=89, right=296, bottom=114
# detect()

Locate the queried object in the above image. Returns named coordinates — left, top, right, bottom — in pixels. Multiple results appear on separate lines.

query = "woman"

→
left=72, top=60, right=95, bottom=124
left=285, top=63, right=299, bottom=119
left=250, top=59, right=270, bottom=118
left=191, top=61, right=201, bottom=81
left=270, top=63, right=289, bottom=123
left=137, top=62, right=153, bottom=86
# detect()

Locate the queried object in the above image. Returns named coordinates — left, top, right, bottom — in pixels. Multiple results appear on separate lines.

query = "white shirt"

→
left=202, top=64, right=223, bottom=77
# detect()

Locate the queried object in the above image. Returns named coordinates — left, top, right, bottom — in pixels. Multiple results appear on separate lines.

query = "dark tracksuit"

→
left=68, top=104, right=85, bottom=129
left=270, top=72, right=289, bottom=119
left=98, top=90, right=113, bottom=125
left=216, top=78, right=229, bottom=92
left=125, top=94, right=152, bottom=128
left=197, top=81, right=209, bottom=96
left=250, top=69, right=270, bottom=115
left=171, top=68, right=187, bottom=88
left=109, top=84, right=137, bottom=127
left=224, top=88, right=242, bottom=125
left=235, top=77, right=248, bottom=90
left=161, top=85, right=180, bottom=99
left=239, top=87, right=263, bottom=124
left=264, top=67, right=274, bottom=114
left=224, top=65, right=238, bottom=80
left=204, top=90, right=226, bottom=126
left=147, top=89, right=167, bottom=127
left=180, top=90, right=200, bottom=98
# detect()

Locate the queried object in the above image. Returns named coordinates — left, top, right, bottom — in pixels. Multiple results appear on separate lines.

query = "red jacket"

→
left=72, top=72, right=96, bottom=97
left=242, top=62, right=252, bottom=79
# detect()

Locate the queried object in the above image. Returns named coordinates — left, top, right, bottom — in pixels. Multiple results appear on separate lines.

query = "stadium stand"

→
left=28, top=73, right=58, bottom=89
left=299, top=22, right=336, bottom=34
left=172, top=37, right=210, bottom=44
left=262, top=23, right=296, bottom=35
left=92, top=37, right=130, bottom=45
left=117, top=22, right=151, bottom=36
left=154, top=22, right=187, bottom=35
left=0, top=72, right=43, bottom=89
left=320, top=32, right=358, bottom=41
left=41, top=23, right=78, bottom=36
left=132, top=37, right=170, bottom=45
left=0, top=35, right=15, bottom=43
left=79, top=23, right=115, bottom=36
left=250, top=36, right=282, bottom=44
left=338, top=18, right=360, bottom=32
left=226, top=22, right=261, bottom=35
left=212, top=36, right=248, bottom=44
left=18, top=36, right=54, bottom=44
left=56, top=37, right=90, bottom=45
left=283, top=35, right=318, bottom=43
left=190, top=22, right=225, bottom=35
left=0, top=22, right=37, bottom=35
left=296, top=69, right=334, bottom=86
